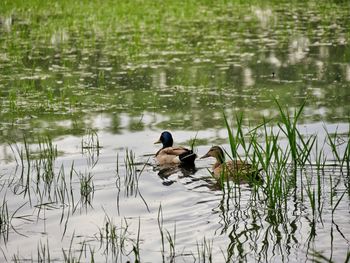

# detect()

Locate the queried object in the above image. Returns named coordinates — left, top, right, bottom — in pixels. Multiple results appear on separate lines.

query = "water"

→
left=1, top=1, right=350, bottom=262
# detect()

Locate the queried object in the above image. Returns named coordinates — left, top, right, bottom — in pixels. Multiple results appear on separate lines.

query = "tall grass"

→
left=157, top=205, right=165, bottom=262
left=8, top=136, right=58, bottom=204
left=196, top=238, right=213, bottom=263
left=97, top=214, right=137, bottom=261
left=37, top=239, right=51, bottom=263
left=0, top=197, right=30, bottom=245
left=115, top=149, right=150, bottom=213
left=222, top=100, right=350, bottom=235
left=0, top=198, right=10, bottom=243
left=78, top=171, right=94, bottom=206
left=157, top=204, right=177, bottom=262
left=124, top=149, right=138, bottom=196
left=223, top=108, right=290, bottom=210
left=275, top=99, right=306, bottom=177
left=34, top=136, right=57, bottom=195
left=82, top=129, right=101, bottom=153
left=7, top=136, right=97, bottom=210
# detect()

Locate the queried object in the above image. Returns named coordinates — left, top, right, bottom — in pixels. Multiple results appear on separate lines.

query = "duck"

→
left=154, top=131, right=197, bottom=166
left=200, top=146, right=262, bottom=183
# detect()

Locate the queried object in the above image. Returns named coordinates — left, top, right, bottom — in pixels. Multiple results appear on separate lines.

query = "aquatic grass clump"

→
left=34, top=136, right=58, bottom=193
left=6, top=135, right=96, bottom=222
left=157, top=205, right=177, bottom=262
left=115, top=149, right=140, bottom=198
left=62, top=234, right=91, bottom=263
left=344, top=128, right=350, bottom=171
left=115, top=149, right=150, bottom=214
left=97, top=214, right=134, bottom=261
left=78, top=171, right=95, bottom=206
left=196, top=237, right=213, bottom=263
left=8, top=137, right=31, bottom=197
left=0, top=198, right=10, bottom=243
left=222, top=100, right=350, bottom=226
left=222, top=110, right=292, bottom=213
left=0, top=197, right=31, bottom=245
left=124, top=149, right=138, bottom=196
left=55, top=163, right=75, bottom=209
left=81, top=128, right=101, bottom=152
left=275, top=99, right=306, bottom=175
left=324, top=125, right=350, bottom=174
left=202, top=103, right=350, bottom=261
left=9, top=136, right=62, bottom=205
left=9, top=135, right=74, bottom=198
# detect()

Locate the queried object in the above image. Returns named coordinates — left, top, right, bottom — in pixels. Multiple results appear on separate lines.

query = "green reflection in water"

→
left=0, top=0, right=350, bottom=143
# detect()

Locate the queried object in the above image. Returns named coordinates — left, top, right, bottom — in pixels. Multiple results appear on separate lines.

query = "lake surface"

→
left=1, top=1, right=350, bottom=262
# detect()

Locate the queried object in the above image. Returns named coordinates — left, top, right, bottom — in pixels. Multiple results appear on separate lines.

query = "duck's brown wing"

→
left=156, top=147, right=196, bottom=165
left=157, top=146, right=190, bottom=156
left=231, top=160, right=252, bottom=170
left=227, top=160, right=262, bottom=182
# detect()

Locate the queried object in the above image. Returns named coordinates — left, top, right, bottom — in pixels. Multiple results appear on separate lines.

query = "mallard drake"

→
left=154, top=131, right=197, bottom=166
left=201, top=146, right=262, bottom=183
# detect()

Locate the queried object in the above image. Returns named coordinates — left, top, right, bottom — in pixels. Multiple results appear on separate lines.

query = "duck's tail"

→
left=179, top=150, right=197, bottom=165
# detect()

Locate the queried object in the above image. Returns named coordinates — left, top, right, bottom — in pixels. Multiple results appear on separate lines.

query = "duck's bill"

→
left=200, top=153, right=210, bottom=159
left=154, top=139, right=161, bottom=144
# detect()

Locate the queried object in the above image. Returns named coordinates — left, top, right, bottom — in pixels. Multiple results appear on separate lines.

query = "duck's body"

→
left=211, top=159, right=253, bottom=179
left=155, top=131, right=197, bottom=166
left=201, top=146, right=262, bottom=183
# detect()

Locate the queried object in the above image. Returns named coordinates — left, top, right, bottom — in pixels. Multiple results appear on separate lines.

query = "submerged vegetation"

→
left=1, top=0, right=350, bottom=143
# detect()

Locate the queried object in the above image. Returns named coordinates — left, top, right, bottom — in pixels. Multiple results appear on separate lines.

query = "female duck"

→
left=155, top=131, right=197, bottom=166
left=201, top=146, right=262, bottom=183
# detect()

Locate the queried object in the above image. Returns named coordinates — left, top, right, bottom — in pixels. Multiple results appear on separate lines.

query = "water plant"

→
left=115, top=149, right=150, bottom=214
left=78, top=171, right=95, bottom=206
left=124, top=149, right=138, bottom=197
left=0, top=197, right=30, bottom=245
left=157, top=204, right=177, bottom=262
left=37, top=239, right=51, bottom=263
left=275, top=99, right=306, bottom=177
left=97, top=213, right=133, bottom=261
left=81, top=129, right=101, bottom=155
left=196, top=237, right=213, bottom=263
left=132, top=218, right=141, bottom=263
left=0, top=198, right=10, bottom=243
left=34, top=136, right=58, bottom=195
left=0, top=1, right=349, bottom=261
left=158, top=205, right=166, bottom=261
left=62, top=233, right=87, bottom=262
left=220, top=98, right=349, bottom=259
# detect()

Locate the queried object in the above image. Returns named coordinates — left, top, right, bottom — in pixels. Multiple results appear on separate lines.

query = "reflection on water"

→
left=1, top=1, right=350, bottom=262
left=0, top=117, right=349, bottom=262
left=155, top=164, right=197, bottom=185
left=1, top=3, right=350, bottom=144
